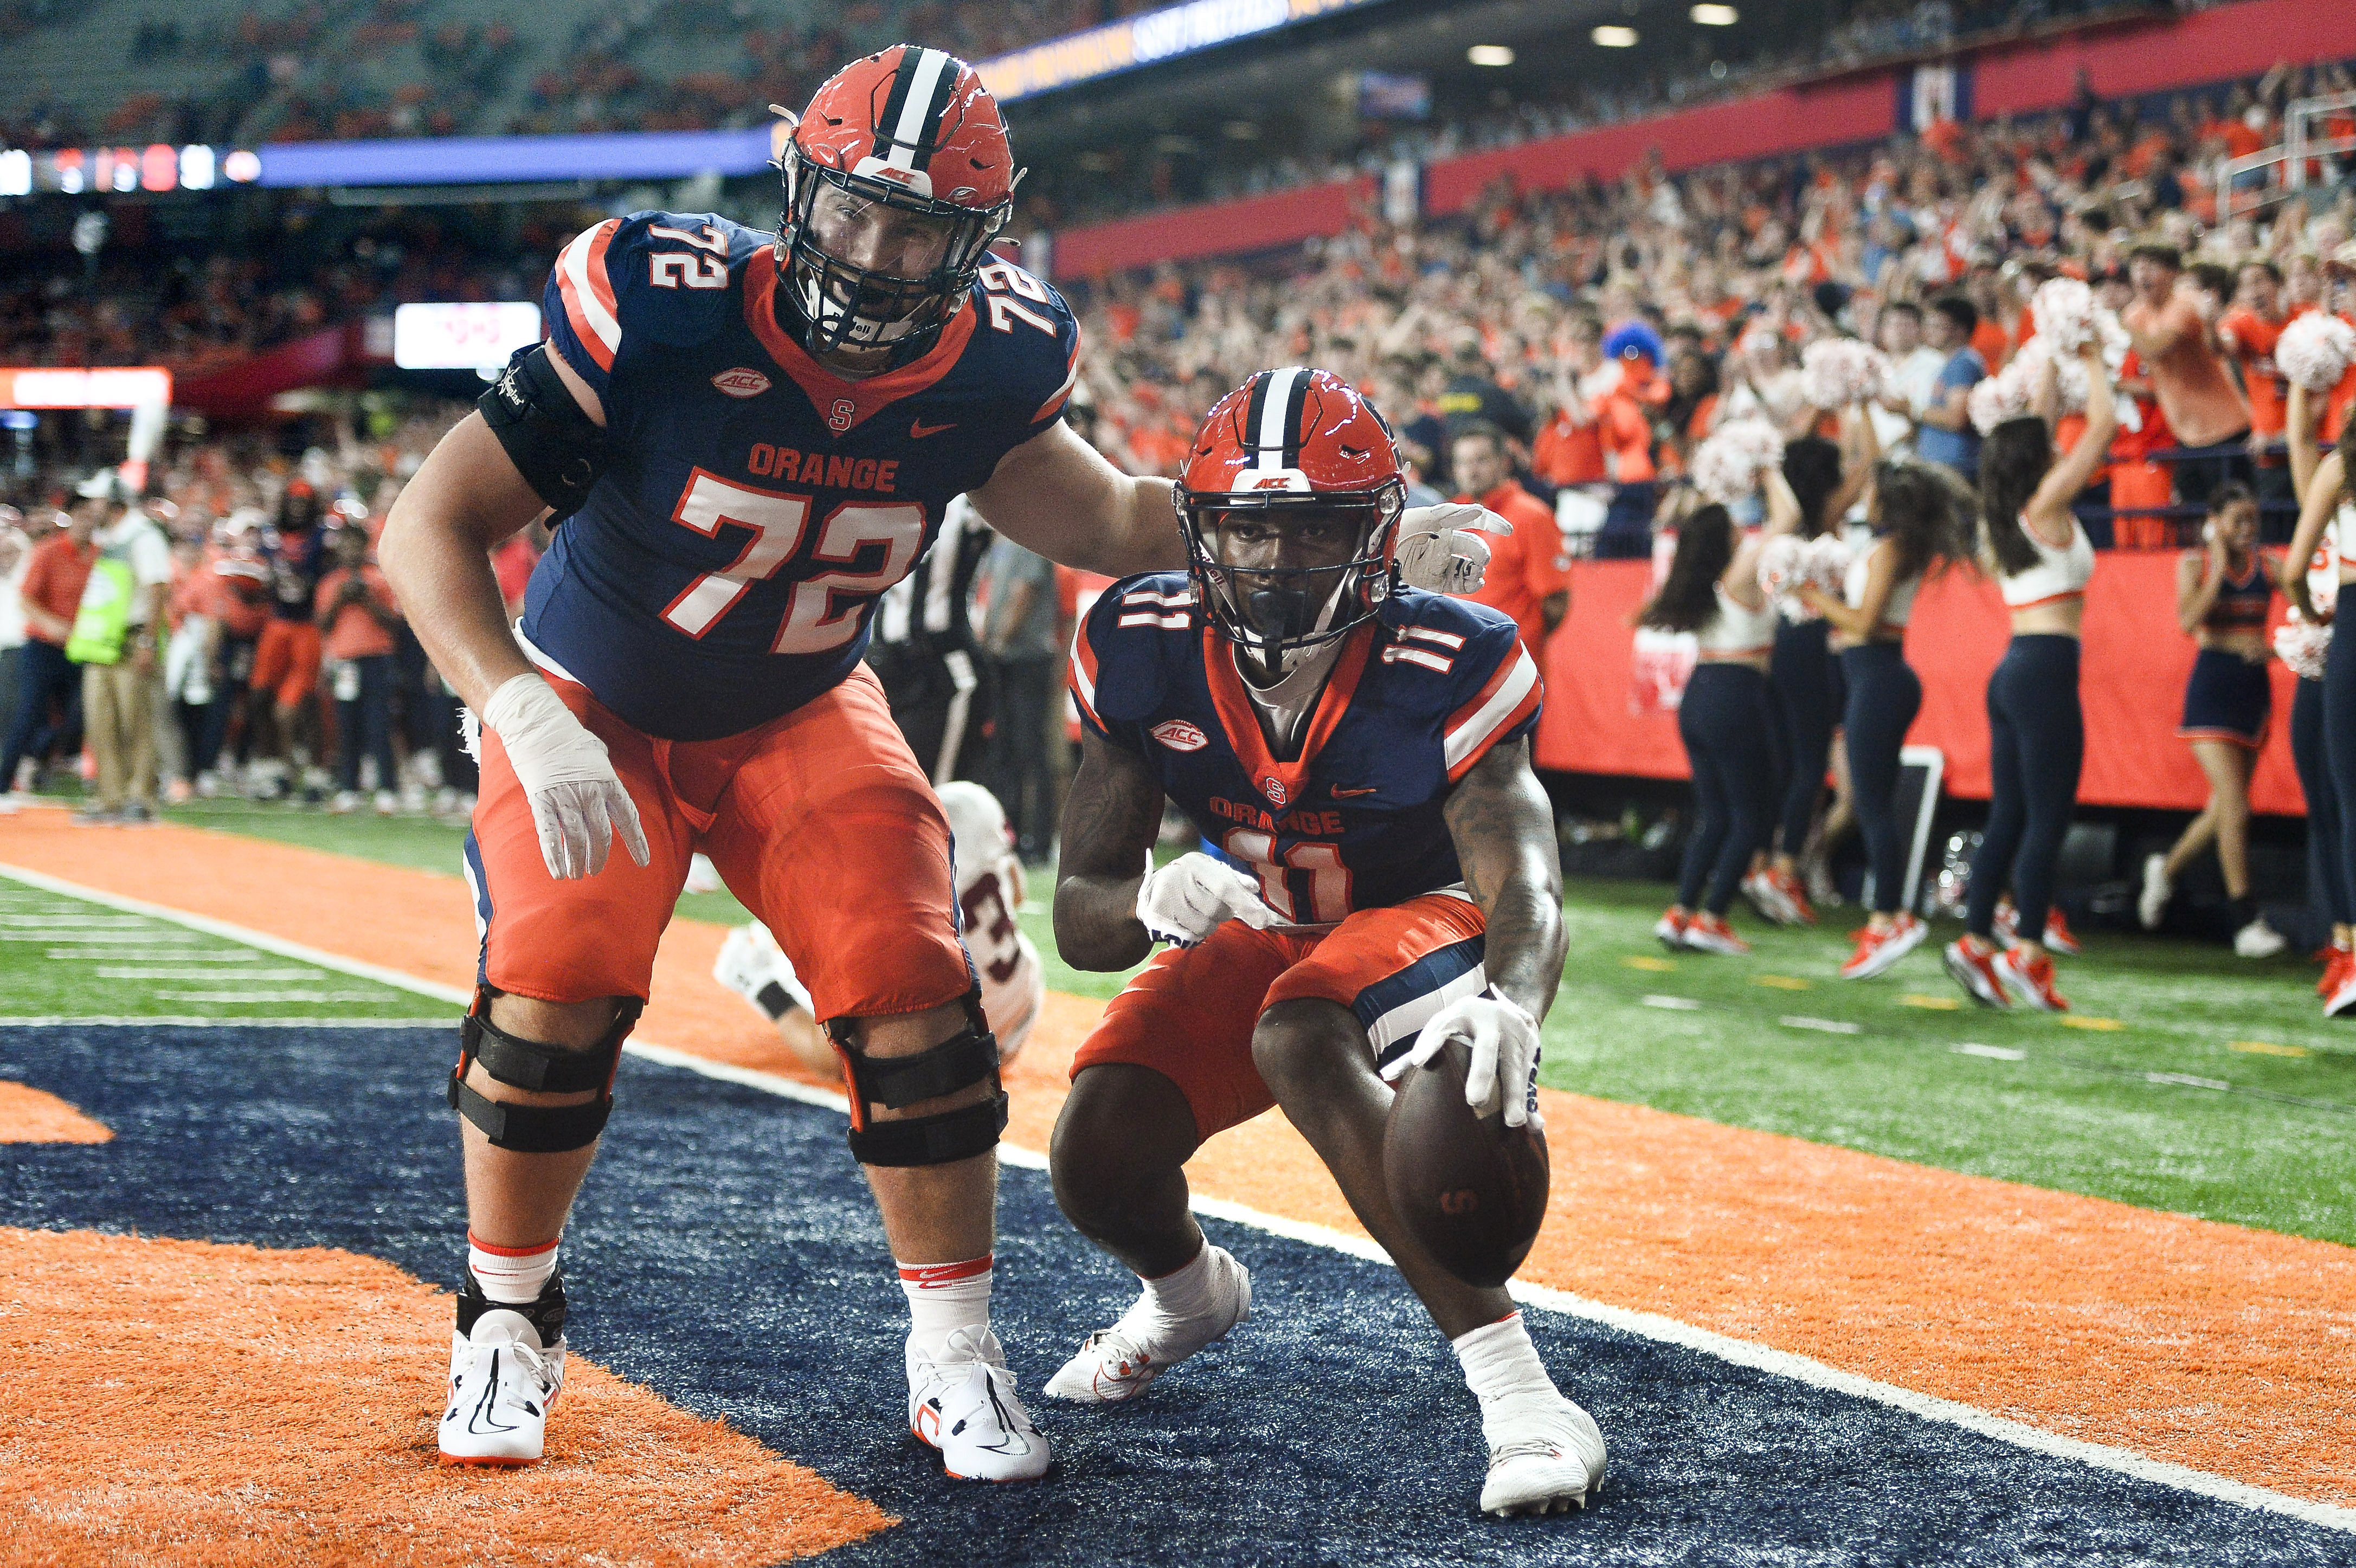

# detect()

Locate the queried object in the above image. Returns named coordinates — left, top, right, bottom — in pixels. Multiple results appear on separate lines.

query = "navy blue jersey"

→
left=1071, top=577, right=1542, bottom=919
left=528, top=211, right=1081, bottom=740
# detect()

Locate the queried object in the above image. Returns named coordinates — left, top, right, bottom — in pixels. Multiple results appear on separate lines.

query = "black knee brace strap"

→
left=830, top=992, right=1006, bottom=1167
left=446, top=995, right=643, bottom=1153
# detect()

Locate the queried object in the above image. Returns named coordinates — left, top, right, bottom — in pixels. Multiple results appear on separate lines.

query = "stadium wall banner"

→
left=1968, top=0, right=2356, bottom=119
left=1052, top=175, right=1375, bottom=277
left=1537, top=555, right=2306, bottom=816
left=172, top=325, right=372, bottom=418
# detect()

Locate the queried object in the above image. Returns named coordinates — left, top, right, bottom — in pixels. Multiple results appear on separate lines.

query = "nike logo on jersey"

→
left=910, top=418, right=957, bottom=438
left=1330, top=784, right=1379, bottom=798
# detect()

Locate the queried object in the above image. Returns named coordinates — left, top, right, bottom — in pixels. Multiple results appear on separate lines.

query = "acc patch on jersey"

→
left=1152, top=720, right=1208, bottom=752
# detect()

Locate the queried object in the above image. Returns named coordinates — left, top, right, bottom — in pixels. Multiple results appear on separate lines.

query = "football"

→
left=1382, top=1039, right=1550, bottom=1289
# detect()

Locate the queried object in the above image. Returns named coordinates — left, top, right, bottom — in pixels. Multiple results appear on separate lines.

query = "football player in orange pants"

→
left=1045, top=369, right=1605, bottom=1516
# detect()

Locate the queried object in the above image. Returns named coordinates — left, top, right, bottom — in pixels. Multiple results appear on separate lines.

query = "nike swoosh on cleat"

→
left=909, top=418, right=956, bottom=438
left=463, top=1349, right=520, bottom=1435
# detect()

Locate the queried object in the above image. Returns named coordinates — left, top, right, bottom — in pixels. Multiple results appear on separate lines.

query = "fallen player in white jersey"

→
left=715, top=780, right=1044, bottom=1074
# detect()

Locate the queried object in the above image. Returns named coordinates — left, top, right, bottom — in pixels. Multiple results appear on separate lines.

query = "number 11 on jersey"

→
left=1223, top=829, right=1351, bottom=925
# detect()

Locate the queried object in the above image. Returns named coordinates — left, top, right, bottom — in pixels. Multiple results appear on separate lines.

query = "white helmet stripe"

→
left=888, top=48, right=952, bottom=171
left=1253, top=365, right=1309, bottom=472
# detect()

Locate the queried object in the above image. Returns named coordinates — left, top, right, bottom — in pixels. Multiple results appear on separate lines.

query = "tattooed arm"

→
left=1053, top=725, right=1168, bottom=971
left=1441, top=737, right=1567, bottom=1023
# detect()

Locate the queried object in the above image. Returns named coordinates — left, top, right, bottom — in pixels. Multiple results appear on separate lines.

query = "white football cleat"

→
left=1479, top=1395, right=1608, bottom=1517
left=713, top=921, right=812, bottom=1023
left=2233, top=915, right=2288, bottom=959
left=1044, top=1244, right=1252, bottom=1405
left=908, top=1326, right=1050, bottom=1482
left=439, top=1307, right=565, bottom=1467
left=2139, top=854, right=2171, bottom=931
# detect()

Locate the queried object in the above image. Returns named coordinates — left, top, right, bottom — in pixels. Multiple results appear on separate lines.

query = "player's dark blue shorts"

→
left=2178, top=647, right=2272, bottom=749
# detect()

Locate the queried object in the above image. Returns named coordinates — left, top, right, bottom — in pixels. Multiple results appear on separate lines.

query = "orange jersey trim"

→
left=1200, top=622, right=1375, bottom=809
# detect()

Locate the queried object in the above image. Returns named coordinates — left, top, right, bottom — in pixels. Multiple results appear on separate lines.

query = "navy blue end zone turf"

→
left=2, top=1024, right=2345, bottom=1566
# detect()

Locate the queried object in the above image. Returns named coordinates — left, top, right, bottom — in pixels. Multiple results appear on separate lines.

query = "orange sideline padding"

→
left=0, top=1227, right=893, bottom=1566
left=1534, top=553, right=2306, bottom=815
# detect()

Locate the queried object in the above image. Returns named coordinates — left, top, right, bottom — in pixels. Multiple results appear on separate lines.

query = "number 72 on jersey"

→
left=661, top=468, right=925, bottom=656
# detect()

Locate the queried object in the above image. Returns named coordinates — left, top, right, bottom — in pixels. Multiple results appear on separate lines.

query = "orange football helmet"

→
left=1177, top=367, right=1407, bottom=679
left=775, top=44, right=1022, bottom=358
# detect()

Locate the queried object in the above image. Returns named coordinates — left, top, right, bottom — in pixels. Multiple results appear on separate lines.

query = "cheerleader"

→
left=2283, top=378, right=2356, bottom=1014
left=2139, top=485, right=2285, bottom=956
left=1797, top=460, right=1975, bottom=979
left=1749, top=411, right=1878, bottom=925
left=1649, top=498, right=1782, bottom=956
left=1943, top=339, right=2114, bottom=1011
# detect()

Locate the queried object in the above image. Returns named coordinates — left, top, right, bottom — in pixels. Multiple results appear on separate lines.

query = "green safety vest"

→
left=64, top=558, right=136, bottom=666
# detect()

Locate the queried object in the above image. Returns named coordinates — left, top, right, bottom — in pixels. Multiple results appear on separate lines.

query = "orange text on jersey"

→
left=745, top=446, right=900, bottom=493
left=1207, top=797, right=1344, bottom=836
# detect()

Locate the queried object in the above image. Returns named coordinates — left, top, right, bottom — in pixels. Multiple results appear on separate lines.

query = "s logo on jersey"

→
left=828, top=398, right=857, bottom=433
left=1261, top=777, right=1289, bottom=806
left=712, top=367, right=771, bottom=398
left=1151, top=720, right=1208, bottom=752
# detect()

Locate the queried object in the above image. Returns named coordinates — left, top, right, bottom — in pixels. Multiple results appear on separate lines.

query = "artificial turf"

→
left=113, top=799, right=2356, bottom=1246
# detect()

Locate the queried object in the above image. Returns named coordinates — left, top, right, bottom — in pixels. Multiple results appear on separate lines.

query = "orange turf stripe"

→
left=0, top=1226, right=891, bottom=1565
left=8, top=816, right=2355, bottom=1507
left=0, top=1081, right=112, bottom=1143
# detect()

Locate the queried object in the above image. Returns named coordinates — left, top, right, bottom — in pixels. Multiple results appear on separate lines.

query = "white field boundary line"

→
left=7, top=862, right=2351, bottom=1535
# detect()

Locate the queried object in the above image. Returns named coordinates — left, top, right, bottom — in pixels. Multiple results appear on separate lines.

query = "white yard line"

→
left=4, top=860, right=2349, bottom=1534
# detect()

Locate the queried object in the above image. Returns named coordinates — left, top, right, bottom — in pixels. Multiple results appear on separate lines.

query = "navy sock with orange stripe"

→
left=899, top=1254, right=992, bottom=1360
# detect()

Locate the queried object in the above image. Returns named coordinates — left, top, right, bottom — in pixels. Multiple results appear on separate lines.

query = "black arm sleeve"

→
left=477, top=343, right=608, bottom=521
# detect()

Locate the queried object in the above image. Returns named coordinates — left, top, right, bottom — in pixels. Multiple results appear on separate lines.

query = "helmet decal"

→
left=1246, top=366, right=1312, bottom=476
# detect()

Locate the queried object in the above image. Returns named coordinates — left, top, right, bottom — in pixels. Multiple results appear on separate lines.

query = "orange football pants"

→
left=465, top=663, right=973, bottom=1019
left=1072, top=893, right=1488, bottom=1138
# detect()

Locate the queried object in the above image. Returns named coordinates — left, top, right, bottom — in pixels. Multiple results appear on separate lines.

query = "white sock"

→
left=1452, top=1312, right=1562, bottom=1427
left=900, top=1255, right=992, bottom=1359
left=1138, top=1242, right=1215, bottom=1321
left=469, top=1232, right=559, bottom=1305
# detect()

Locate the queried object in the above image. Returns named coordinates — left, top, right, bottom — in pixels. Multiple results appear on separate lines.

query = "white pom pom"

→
left=1968, top=367, right=2031, bottom=435
left=1757, top=533, right=1805, bottom=599
left=2031, top=278, right=2096, bottom=353
left=1803, top=531, right=1854, bottom=592
left=1799, top=339, right=1891, bottom=410
left=2275, top=615, right=2332, bottom=682
left=1691, top=417, right=1786, bottom=505
left=2278, top=313, right=2356, bottom=394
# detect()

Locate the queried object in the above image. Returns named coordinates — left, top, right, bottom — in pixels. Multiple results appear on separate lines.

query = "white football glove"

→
left=1394, top=504, right=1509, bottom=595
left=479, top=672, right=652, bottom=882
left=1135, top=850, right=1278, bottom=947
left=1381, top=990, right=1543, bottom=1129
